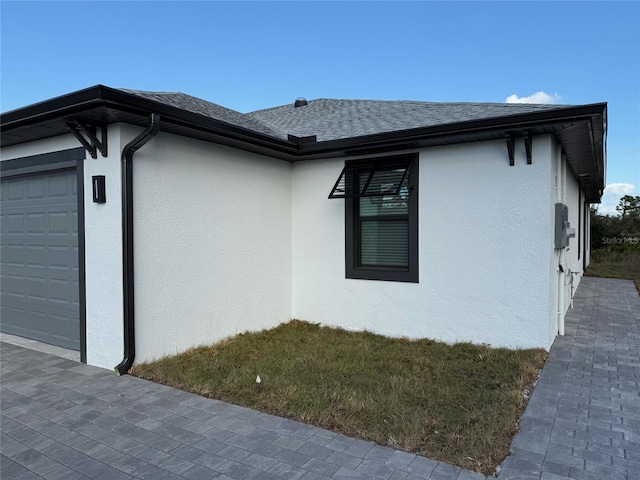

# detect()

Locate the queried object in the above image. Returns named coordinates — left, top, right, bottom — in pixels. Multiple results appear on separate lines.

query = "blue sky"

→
left=2, top=1, right=638, bottom=214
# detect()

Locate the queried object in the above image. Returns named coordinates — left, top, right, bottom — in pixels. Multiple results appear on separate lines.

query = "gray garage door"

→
left=1, top=168, right=80, bottom=350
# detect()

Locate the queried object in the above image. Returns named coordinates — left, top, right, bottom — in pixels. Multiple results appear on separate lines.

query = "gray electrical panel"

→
left=554, top=203, right=574, bottom=249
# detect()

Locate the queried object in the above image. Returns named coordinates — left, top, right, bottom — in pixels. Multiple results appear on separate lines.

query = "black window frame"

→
left=343, top=154, right=419, bottom=283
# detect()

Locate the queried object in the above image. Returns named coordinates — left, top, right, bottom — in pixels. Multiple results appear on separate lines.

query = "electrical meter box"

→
left=554, top=203, right=572, bottom=248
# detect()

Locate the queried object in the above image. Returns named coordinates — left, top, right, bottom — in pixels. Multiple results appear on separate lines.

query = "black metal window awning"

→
left=328, top=159, right=412, bottom=199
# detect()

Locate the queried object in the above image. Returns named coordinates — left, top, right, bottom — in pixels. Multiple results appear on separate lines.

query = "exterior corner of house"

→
left=83, top=124, right=125, bottom=369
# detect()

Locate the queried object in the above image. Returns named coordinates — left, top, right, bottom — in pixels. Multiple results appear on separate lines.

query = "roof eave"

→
left=1, top=85, right=107, bottom=130
left=1, top=85, right=300, bottom=158
left=1, top=90, right=606, bottom=201
left=298, top=103, right=606, bottom=202
left=299, top=103, right=607, bottom=154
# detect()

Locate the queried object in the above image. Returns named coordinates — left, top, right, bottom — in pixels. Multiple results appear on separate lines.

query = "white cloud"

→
left=595, top=183, right=637, bottom=215
left=505, top=91, right=561, bottom=104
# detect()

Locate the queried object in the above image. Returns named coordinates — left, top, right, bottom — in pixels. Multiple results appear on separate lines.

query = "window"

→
left=329, top=154, right=419, bottom=282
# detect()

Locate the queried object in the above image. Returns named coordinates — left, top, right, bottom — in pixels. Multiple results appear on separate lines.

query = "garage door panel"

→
left=48, top=174, right=73, bottom=197
left=4, top=244, right=26, bottom=266
left=49, top=245, right=72, bottom=268
left=3, top=274, right=25, bottom=296
left=27, top=245, right=46, bottom=266
left=3, top=267, right=76, bottom=298
left=1, top=168, right=80, bottom=350
left=49, top=279, right=71, bottom=303
left=1, top=306, right=28, bottom=336
left=7, top=180, right=25, bottom=200
left=29, top=310, right=49, bottom=336
left=48, top=211, right=72, bottom=234
left=3, top=292, right=77, bottom=311
left=27, top=177, right=46, bottom=198
left=50, top=314, right=70, bottom=339
left=27, top=276, right=47, bottom=300
left=6, top=213, right=24, bottom=234
left=50, top=314, right=78, bottom=348
left=27, top=213, right=46, bottom=234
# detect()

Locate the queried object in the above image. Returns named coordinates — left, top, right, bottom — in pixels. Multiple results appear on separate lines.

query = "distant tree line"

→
left=591, top=195, right=640, bottom=252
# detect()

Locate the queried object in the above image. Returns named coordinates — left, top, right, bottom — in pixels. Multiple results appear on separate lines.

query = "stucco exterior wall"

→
left=292, top=137, right=554, bottom=350
left=548, top=143, right=561, bottom=346
left=565, top=165, right=583, bottom=279
left=2, top=128, right=595, bottom=363
left=129, top=128, right=293, bottom=363
left=547, top=140, right=587, bottom=347
left=84, top=125, right=125, bottom=369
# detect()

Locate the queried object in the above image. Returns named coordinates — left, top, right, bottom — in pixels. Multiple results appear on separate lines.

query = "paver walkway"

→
left=0, top=347, right=483, bottom=480
left=1, top=277, right=638, bottom=480
left=497, top=277, right=640, bottom=480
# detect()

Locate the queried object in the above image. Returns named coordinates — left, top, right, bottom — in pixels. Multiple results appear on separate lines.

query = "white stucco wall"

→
left=130, top=128, right=293, bottom=363
left=549, top=143, right=564, bottom=345
left=565, top=167, right=583, bottom=278
left=292, top=137, right=555, bottom=350
left=547, top=141, right=587, bottom=346
left=83, top=125, right=125, bottom=369
left=3, top=127, right=596, bottom=364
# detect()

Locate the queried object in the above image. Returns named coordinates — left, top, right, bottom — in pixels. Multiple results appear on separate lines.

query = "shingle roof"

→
left=117, top=88, right=284, bottom=139
left=118, top=89, right=572, bottom=143
left=247, top=99, right=571, bottom=142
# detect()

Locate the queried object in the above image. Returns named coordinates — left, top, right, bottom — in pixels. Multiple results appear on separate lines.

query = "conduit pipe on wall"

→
left=115, top=113, right=161, bottom=376
left=556, top=151, right=566, bottom=336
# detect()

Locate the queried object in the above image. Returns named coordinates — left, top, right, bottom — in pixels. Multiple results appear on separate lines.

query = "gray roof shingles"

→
left=247, top=99, right=570, bottom=142
left=118, top=89, right=571, bottom=143
left=117, top=88, right=285, bottom=139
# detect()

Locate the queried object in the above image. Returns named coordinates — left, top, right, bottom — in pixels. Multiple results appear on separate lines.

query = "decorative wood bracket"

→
left=506, top=132, right=533, bottom=166
left=66, top=122, right=107, bottom=159
left=523, top=131, right=532, bottom=165
left=506, top=133, right=516, bottom=166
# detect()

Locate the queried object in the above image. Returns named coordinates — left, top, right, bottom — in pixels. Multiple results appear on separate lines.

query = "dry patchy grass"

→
left=131, top=321, right=547, bottom=474
left=586, top=250, right=640, bottom=293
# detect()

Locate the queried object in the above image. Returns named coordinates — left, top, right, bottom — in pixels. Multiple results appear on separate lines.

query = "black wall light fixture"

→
left=92, top=175, right=106, bottom=203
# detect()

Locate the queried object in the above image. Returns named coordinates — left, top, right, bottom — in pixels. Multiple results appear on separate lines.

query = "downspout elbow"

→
left=114, top=113, right=161, bottom=376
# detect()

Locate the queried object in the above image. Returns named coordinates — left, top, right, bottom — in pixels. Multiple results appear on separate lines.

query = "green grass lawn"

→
left=131, top=320, right=546, bottom=474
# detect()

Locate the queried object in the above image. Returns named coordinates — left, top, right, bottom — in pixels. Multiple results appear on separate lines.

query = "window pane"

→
left=359, top=170, right=409, bottom=217
left=360, top=219, right=409, bottom=267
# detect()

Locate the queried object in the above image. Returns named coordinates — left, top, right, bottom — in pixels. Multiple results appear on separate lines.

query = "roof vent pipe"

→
left=294, top=98, right=308, bottom=108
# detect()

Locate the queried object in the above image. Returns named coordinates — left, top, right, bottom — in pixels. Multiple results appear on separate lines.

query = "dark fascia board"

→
left=1, top=85, right=105, bottom=127
left=298, top=103, right=608, bottom=156
left=2, top=86, right=606, bottom=159
left=1, top=87, right=606, bottom=194
left=1, top=85, right=300, bottom=156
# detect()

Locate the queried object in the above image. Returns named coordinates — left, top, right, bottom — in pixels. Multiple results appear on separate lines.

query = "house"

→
left=0, top=86, right=607, bottom=373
